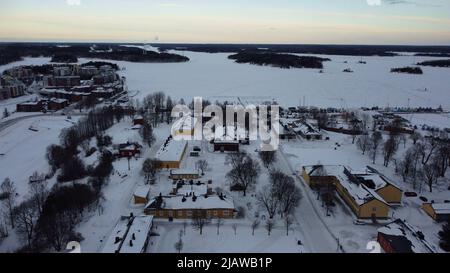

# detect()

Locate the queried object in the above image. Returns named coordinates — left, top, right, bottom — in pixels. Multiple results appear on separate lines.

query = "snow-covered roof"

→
left=303, top=165, right=389, bottom=206
left=101, top=215, right=153, bottom=253
left=134, top=185, right=150, bottom=199
left=303, top=165, right=344, bottom=177
left=429, top=203, right=450, bottom=215
left=101, top=216, right=132, bottom=253
left=119, top=216, right=153, bottom=253
left=173, top=182, right=209, bottom=196
left=155, top=137, right=187, bottom=162
left=336, top=173, right=387, bottom=206
left=293, top=122, right=321, bottom=136
left=146, top=195, right=235, bottom=210
left=378, top=219, right=436, bottom=253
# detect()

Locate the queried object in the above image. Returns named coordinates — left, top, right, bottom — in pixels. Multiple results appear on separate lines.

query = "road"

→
left=236, top=96, right=341, bottom=252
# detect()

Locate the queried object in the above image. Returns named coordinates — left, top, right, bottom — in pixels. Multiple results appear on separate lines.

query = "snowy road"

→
left=276, top=144, right=341, bottom=253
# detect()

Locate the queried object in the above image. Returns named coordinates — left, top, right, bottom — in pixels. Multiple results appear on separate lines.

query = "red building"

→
left=118, top=142, right=142, bottom=158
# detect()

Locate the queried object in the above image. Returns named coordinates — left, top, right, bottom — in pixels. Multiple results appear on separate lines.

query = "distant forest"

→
left=417, top=59, right=450, bottom=68
left=0, top=43, right=189, bottom=66
left=228, top=52, right=329, bottom=69
left=390, top=67, right=423, bottom=74
left=156, top=43, right=450, bottom=57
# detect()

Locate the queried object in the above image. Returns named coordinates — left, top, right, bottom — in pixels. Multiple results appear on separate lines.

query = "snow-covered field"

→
left=398, top=113, right=450, bottom=130
left=0, top=116, right=78, bottom=203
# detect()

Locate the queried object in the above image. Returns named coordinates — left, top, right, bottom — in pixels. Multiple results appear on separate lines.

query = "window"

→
left=168, top=210, right=174, bottom=217
left=158, top=210, right=164, bottom=217
left=178, top=211, right=183, bottom=217
left=222, top=210, right=229, bottom=216
left=213, top=210, right=218, bottom=217
left=372, top=207, right=377, bottom=212
left=186, top=210, right=193, bottom=217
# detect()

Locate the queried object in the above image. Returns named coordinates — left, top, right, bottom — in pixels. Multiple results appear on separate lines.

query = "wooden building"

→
left=422, top=203, right=450, bottom=222
left=169, top=169, right=201, bottom=180
left=213, top=140, right=239, bottom=152
left=144, top=193, right=235, bottom=219
left=301, top=165, right=393, bottom=219
left=16, top=100, right=44, bottom=112
left=155, top=136, right=187, bottom=169
left=118, top=142, right=142, bottom=158
left=377, top=219, right=436, bottom=253
left=133, top=185, right=151, bottom=204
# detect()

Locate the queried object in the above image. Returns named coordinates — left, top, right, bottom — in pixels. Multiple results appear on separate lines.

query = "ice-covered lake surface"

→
left=1, top=51, right=450, bottom=109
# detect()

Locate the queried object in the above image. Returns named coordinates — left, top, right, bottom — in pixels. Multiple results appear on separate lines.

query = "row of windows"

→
left=156, top=209, right=231, bottom=217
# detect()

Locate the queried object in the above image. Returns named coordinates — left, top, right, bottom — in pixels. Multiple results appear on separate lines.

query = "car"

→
left=419, top=196, right=428, bottom=202
left=193, top=146, right=201, bottom=152
left=404, top=192, right=418, bottom=197
left=190, top=151, right=200, bottom=157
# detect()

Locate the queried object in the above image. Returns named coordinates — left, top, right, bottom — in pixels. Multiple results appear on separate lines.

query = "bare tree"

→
left=370, top=131, right=382, bottom=164
left=383, top=135, right=399, bottom=167
left=232, top=223, right=238, bottom=235
left=191, top=214, right=210, bottom=235
left=141, top=158, right=161, bottom=183
left=196, top=160, right=209, bottom=175
left=1, top=178, right=16, bottom=228
left=14, top=199, right=39, bottom=248
left=256, top=185, right=278, bottom=219
left=215, top=218, right=224, bottom=235
left=410, top=131, right=422, bottom=145
left=259, top=150, right=277, bottom=168
left=284, top=215, right=293, bottom=236
left=356, top=134, right=370, bottom=155
left=423, top=160, right=440, bottom=193
left=251, top=219, right=260, bottom=236
left=360, top=112, right=371, bottom=131
left=265, top=219, right=275, bottom=236
left=29, top=179, right=48, bottom=216
left=226, top=153, right=260, bottom=196
left=270, top=170, right=301, bottom=217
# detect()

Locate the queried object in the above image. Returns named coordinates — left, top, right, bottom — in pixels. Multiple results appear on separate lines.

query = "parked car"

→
left=193, top=146, right=201, bottom=152
left=404, top=192, right=418, bottom=197
left=190, top=151, right=200, bottom=157
left=419, top=196, right=428, bottom=202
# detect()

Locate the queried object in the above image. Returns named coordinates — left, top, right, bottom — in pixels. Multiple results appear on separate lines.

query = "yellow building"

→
left=155, top=136, right=187, bottom=169
left=422, top=203, right=450, bottom=222
left=133, top=185, right=151, bottom=204
left=171, top=116, right=199, bottom=137
left=301, top=165, right=392, bottom=219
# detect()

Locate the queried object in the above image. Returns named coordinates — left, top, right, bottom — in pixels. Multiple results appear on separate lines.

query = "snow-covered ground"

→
left=0, top=116, right=78, bottom=203
left=398, top=113, right=450, bottom=130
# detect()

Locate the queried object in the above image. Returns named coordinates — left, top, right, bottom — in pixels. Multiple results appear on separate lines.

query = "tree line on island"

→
left=228, top=52, right=330, bottom=69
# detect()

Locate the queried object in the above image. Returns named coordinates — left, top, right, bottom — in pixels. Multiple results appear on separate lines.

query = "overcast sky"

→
left=1, top=0, right=449, bottom=44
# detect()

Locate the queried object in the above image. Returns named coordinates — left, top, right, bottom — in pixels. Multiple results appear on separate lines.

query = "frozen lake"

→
left=1, top=51, right=450, bottom=109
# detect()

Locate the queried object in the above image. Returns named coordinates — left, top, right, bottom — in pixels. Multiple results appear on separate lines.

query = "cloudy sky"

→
left=0, top=0, right=449, bottom=44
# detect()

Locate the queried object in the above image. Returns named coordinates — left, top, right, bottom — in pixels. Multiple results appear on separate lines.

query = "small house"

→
left=118, top=142, right=142, bottom=158
left=377, top=219, right=436, bottom=253
left=169, top=169, right=201, bottom=180
left=133, top=185, right=151, bottom=204
left=422, top=203, right=450, bottom=222
left=213, top=140, right=239, bottom=152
